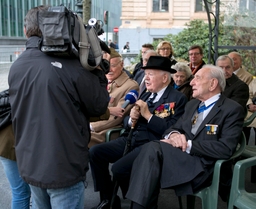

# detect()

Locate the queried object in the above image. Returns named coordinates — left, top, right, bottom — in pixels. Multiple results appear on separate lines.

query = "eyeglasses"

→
left=159, top=48, right=171, bottom=51
left=189, top=52, right=201, bottom=56
left=110, top=61, right=121, bottom=68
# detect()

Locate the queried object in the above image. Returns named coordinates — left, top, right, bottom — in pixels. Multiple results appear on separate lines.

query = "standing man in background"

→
left=133, top=43, right=154, bottom=82
left=188, top=45, right=206, bottom=75
left=8, top=5, right=109, bottom=209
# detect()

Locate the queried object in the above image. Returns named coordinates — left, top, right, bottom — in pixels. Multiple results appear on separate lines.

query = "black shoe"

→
left=91, top=196, right=121, bottom=209
left=91, top=199, right=110, bottom=209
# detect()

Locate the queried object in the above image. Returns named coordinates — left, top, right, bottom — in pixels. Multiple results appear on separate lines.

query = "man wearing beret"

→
left=89, top=56, right=188, bottom=209
left=89, top=48, right=139, bottom=147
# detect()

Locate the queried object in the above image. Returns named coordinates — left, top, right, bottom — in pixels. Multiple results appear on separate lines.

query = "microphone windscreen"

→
left=125, top=90, right=138, bottom=104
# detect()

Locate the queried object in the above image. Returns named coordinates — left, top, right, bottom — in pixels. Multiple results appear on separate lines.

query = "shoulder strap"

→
left=77, top=15, right=102, bottom=71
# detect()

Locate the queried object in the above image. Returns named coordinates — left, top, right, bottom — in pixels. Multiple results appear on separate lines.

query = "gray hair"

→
left=143, top=49, right=159, bottom=56
left=172, top=62, right=192, bottom=79
left=159, top=71, right=172, bottom=83
left=228, top=51, right=242, bottom=63
left=204, top=64, right=226, bottom=92
left=216, top=55, right=234, bottom=68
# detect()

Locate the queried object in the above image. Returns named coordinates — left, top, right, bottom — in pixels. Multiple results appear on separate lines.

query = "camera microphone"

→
left=114, top=90, right=139, bottom=119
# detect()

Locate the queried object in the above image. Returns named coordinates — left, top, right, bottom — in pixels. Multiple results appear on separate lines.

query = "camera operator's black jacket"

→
left=8, top=36, right=109, bottom=189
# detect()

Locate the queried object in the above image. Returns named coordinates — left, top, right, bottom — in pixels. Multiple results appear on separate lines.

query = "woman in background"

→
left=156, top=41, right=177, bottom=66
left=171, top=62, right=193, bottom=100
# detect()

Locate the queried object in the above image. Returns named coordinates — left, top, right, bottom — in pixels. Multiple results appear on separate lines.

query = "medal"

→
left=192, top=114, right=198, bottom=125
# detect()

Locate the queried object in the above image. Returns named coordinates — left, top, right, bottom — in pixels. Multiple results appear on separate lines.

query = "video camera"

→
left=37, top=5, right=110, bottom=73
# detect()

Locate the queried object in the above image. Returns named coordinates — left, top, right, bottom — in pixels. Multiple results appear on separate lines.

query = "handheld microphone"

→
left=114, top=90, right=139, bottom=119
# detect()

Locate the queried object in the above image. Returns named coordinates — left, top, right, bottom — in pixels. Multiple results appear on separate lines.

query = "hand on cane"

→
left=134, top=100, right=153, bottom=121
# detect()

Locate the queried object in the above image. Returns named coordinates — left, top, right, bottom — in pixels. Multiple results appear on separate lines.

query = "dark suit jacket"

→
left=223, top=73, right=249, bottom=116
left=123, top=85, right=187, bottom=148
left=133, top=68, right=144, bottom=85
left=159, top=94, right=244, bottom=195
left=171, top=75, right=194, bottom=100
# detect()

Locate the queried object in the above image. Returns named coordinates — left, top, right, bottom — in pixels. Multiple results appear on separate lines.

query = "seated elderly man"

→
left=216, top=55, right=249, bottom=116
left=171, top=62, right=194, bottom=100
left=126, top=65, right=244, bottom=209
left=89, top=56, right=187, bottom=209
left=89, top=48, right=139, bottom=147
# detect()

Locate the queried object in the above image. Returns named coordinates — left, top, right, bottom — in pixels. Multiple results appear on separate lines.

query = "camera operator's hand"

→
left=103, top=51, right=110, bottom=62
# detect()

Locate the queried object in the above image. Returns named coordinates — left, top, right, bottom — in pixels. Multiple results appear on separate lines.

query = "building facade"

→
left=119, top=0, right=208, bottom=52
left=118, top=0, right=256, bottom=52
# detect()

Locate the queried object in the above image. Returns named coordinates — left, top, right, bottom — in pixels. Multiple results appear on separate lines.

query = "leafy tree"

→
left=156, top=12, right=256, bottom=74
left=156, top=19, right=232, bottom=64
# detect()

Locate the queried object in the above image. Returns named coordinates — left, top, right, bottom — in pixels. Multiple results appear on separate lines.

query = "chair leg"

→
left=178, top=196, right=183, bottom=209
left=187, top=195, right=196, bottom=209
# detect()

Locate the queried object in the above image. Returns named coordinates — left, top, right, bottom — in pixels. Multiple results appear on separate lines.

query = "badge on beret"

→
left=205, top=124, right=218, bottom=135
left=154, top=102, right=175, bottom=118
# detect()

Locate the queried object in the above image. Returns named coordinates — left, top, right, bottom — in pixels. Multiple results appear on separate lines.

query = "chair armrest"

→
left=242, top=146, right=256, bottom=158
left=232, top=156, right=256, bottom=189
left=243, top=111, right=256, bottom=127
left=105, top=127, right=125, bottom=142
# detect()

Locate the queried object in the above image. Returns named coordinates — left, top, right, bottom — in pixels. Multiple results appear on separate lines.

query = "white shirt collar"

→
left=204, top=93, right=221, bottom=107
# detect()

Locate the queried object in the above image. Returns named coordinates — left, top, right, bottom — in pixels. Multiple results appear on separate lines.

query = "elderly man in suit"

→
left=126, top=65, right=244, bottom=209
left=228, top=51, right=253, bottom=85
left=216, top=55, right=249, bottom=116
left=89, top=48, right=139, bottom=147
left=89, top=56, right=188, bottom=209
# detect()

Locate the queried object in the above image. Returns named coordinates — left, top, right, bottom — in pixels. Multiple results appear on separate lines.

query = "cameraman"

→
left=8, top=5, right=109, bottom=209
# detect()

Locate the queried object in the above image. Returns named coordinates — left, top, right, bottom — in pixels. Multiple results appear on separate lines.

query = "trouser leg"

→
left=126, top=141, right=162, bottom=208
left=89, top=137, right=126, bottom=200
left=111, top=146, right=142, bottom=198
left=0, top=157, right=31, bottom=209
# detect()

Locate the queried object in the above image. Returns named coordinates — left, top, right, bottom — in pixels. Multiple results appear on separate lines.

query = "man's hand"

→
left=161, top=133, right=188, bottom=152
left=130, top=104, right=141, bottom=123
left=109, top=107, right=124, bottom=118
left=103, top=51, right=110, bottom=61
left=134, top=100, right=152, bottom=121
left=248, top=103, right=256, bottom=112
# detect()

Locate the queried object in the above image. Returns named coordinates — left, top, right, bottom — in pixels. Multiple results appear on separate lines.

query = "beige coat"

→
left=245, top=78, right=256, bottom=127
left=236, top=67, right=253, bottom=85
left=89, top=71, right=139, bottom=147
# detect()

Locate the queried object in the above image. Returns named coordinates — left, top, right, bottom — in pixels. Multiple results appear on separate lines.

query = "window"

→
left=239, top=0, right=256, bottom=12
left=153, top=0, right=169, bottom=12
left=195, top=0, right=212, bottom=12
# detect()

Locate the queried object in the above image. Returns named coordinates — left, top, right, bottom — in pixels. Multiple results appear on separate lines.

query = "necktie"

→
left=191, top=101, right=216, bottom=134
left=147, top=93, right=157, bottom=107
